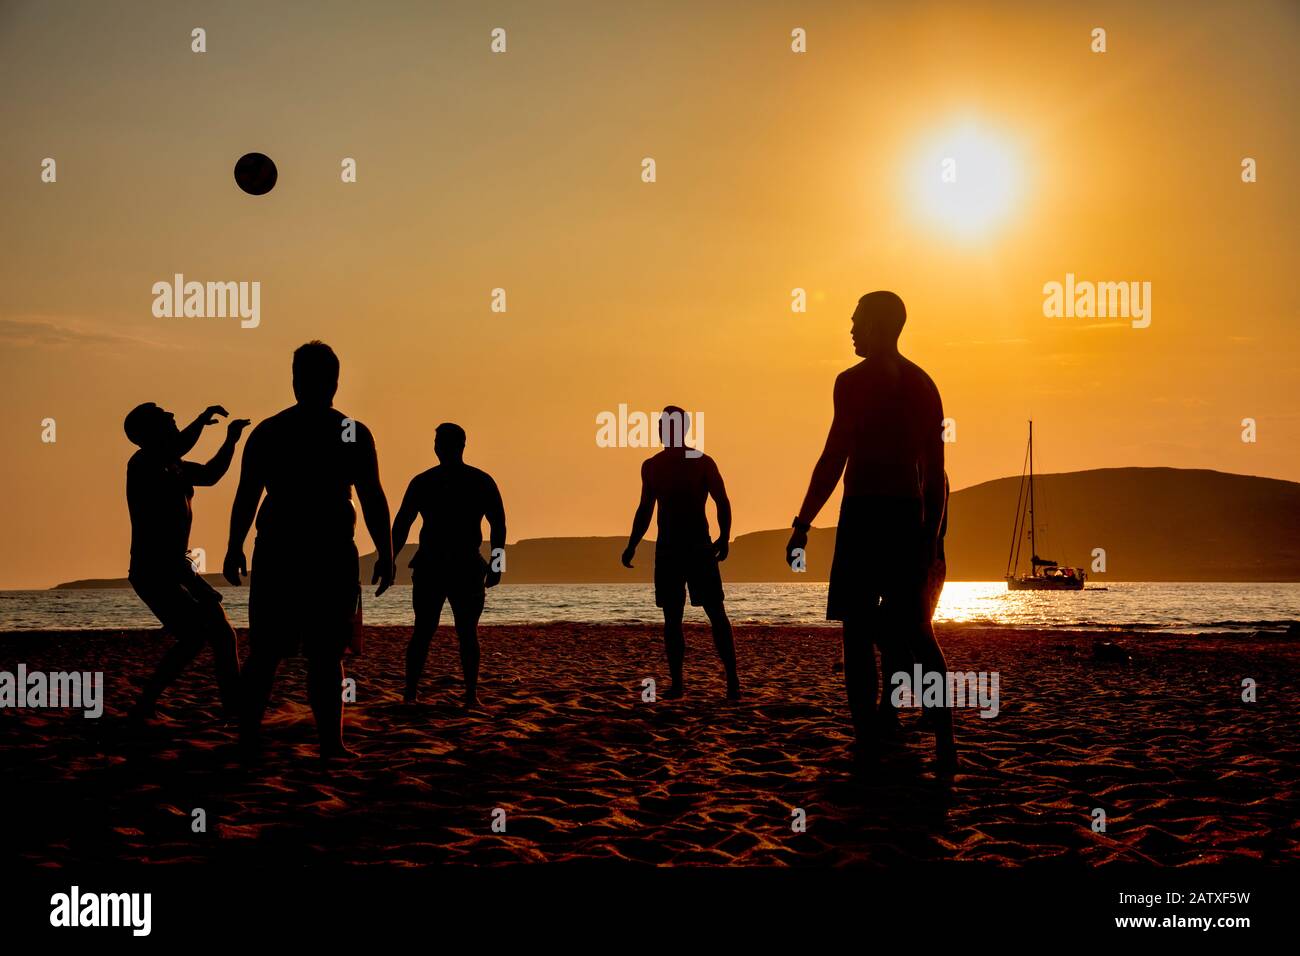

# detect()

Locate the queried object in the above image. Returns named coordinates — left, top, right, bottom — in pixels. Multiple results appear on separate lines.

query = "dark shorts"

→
left=130, top=561, right=230, bottom=638
left=248, top=538, right=360, bottom=658
left=412, top=555, right=487, bottom=627
left=654, top=543, right=724, bottom=609
left=826, top=496, right=927, bottom=622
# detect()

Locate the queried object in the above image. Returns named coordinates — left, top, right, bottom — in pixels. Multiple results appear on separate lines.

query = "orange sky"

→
left=1, top=0, right=1297, bottom=588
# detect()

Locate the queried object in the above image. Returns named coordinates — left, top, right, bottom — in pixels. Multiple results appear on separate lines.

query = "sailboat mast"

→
left=1027, top=420, right=1036, bottom=563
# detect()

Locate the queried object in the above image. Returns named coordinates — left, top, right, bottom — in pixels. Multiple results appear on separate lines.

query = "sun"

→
left=910, top=121, right=1023, bottom=240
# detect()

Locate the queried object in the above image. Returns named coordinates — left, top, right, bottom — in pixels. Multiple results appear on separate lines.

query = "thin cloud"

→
left=0, top=316, right=175, bottom=350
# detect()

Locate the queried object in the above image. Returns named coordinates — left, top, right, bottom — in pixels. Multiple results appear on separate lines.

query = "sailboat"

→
left=1005, top=421, right=1086, bottom=591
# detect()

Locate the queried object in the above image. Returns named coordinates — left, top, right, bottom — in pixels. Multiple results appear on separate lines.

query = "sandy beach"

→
left=1, top=623, right=1296, bottom=867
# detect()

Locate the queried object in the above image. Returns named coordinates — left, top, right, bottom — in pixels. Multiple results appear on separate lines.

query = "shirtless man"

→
left=223, top=341, right=394, bottom=760
left=622, top=407, right=740, bottom=700
left=391, top=422, right=506, bottom=709
left=123, top=402, right=249, bottom=721
left=785, top=292, right=955, bottom=769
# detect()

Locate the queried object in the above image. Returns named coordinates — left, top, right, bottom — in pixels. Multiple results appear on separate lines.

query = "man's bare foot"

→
left=662, top=683, right=684, bottom=700
left=319, top=743, right=356, bottom=761
left=725, top=681, right=741, bottom=701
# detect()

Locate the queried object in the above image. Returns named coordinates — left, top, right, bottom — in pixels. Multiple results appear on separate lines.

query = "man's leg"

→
left=701, top=601, right=740, bottom=699
left=129, top=579, right=206, bottom=720
left=448, top=594, right=483, bottom=709
left=404, top=621, right=439, bottom=703
left=306, top=639, right=348, bottom=757
left=133, top=632, right=205, bottom=719
left=238, top=640, right=281, bottom=750
left=405, top=584, right=445, bottom=703
left=875, top=632, right=910, bottom=732
left=912, top=614, right=957, bottom=769
left=885, top=560, right=957, bottom=769
left=655, top=554, right=687, bottom=697
left=204, top=607, right=241, bottom=721
left=661, top=603, right=686, bottom=697
left=842, top=610, right=881, bottom=751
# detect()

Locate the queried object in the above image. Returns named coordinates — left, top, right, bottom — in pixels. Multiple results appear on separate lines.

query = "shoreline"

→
left=3, top=622, right=1297, bottom=638
left=8, top=581, right=1298, bottom=637
left=31, top=579, right=1300, bottom=591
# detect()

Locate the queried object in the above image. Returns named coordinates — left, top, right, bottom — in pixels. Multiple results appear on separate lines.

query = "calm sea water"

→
left=1, top=582, right=1297, bottom=633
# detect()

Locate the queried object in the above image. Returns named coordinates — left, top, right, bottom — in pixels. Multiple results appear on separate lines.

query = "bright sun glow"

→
left=910, top=121, right=1023, bottom=239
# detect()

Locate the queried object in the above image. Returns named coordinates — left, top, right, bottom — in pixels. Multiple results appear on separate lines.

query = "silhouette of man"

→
left=785, top=292, right=955, bottom=769
left=124, top=403, right=249, bottom=721
left=224, top=342, right=394, bottom=759
left=391, top=423, right=506, bottom=709
left=623, top=407, right=740, bottom=700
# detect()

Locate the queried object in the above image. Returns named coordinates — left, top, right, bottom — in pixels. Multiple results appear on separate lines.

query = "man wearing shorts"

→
left=786, top=292, right=955, bottom=769
left=224, top=342, right=394, bottom=760
left=391, top=422, right=506, bottom=709
left=123, top=401, right=249, bottom=721
left=622, top=406, right=740, bottom=700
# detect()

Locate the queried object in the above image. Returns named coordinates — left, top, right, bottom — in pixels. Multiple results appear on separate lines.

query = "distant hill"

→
left=52, top=468, right=1300, bottom=587
left=942, top=467, right=1300, bottom=582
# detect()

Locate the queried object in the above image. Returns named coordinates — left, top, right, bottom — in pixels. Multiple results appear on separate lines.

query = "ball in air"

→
left=234, top=152, right=278, bottom=196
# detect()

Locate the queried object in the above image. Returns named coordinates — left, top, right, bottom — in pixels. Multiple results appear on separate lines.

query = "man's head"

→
left=434, top=422, right=467, bottom=464
left=659, top=405, right=690, bottom=449
left=850, top=291, right=906, bottom=357
left=292, top=340, right=340, bottom=406
left=123, top=402, right=178, bottom=450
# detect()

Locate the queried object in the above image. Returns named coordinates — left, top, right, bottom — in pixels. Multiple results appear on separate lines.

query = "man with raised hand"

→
left=124, top=402, right=249, bottom=722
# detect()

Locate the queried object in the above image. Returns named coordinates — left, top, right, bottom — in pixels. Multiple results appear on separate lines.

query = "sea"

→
left=1, top=582, right=1297, bottom=634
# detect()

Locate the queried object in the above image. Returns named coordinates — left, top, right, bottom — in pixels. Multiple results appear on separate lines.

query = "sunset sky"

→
left=1, top=0, right=1297, bottom=588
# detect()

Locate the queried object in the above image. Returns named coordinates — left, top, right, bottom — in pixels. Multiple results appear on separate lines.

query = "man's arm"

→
left=354, top=424, right=394, bottom=596
left=485, top=477, right=507, bottom=554
left=484, top=477, right=507, bottom=587
left=707, top=458, right=732, bottom=561
left=796, top=375, right=853, bottom=525
left=920, top=388, right=946, bottom=561
left=390, top=477, right=420, bottom=562
left=621, top=460, right=655, bottom=568
left=223, top=425, right=265, bottom=585
left=786, top=375, right=853, bottom=566
left=183, top=419, right=250, bottom=487
left=175, top=405, right=229, bottom=458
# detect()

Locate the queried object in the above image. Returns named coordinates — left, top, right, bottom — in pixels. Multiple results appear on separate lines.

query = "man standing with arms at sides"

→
left=391, top=422, right=506, bottom=710
left=223, top=342, right=394, bottom=761
left=785, top=292, right=956, bottom=770
left=623, top=407, right=740, bottom=700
